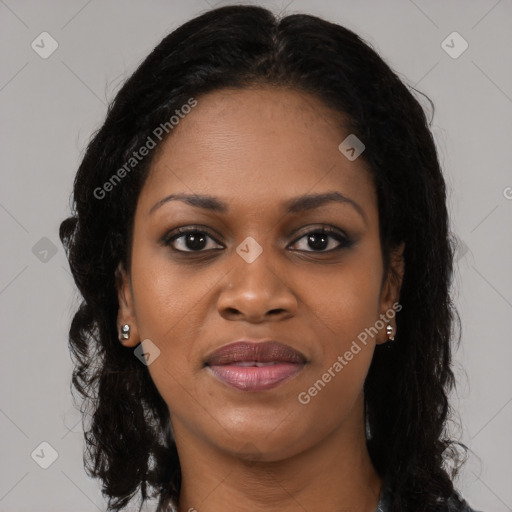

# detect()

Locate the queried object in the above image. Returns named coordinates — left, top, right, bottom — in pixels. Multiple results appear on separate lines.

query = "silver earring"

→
left=386, top=322, right=395, bottom=341
left=120, top=324, right=131, bottom=340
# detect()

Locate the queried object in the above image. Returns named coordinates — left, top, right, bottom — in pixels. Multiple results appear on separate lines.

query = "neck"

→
left=173, top=393, right=382, bottom=512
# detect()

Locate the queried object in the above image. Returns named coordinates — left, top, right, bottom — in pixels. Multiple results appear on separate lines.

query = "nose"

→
left=217, top=252, right=298, bottom=323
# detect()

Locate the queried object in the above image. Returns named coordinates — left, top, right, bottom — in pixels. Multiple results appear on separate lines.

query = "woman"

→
left=59, top=5, right=482, bottom=512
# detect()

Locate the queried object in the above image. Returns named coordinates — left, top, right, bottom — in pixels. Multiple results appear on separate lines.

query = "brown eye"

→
left=289, top=228, right=353, bottom=253
left=164, top=227, right=223, bottom=252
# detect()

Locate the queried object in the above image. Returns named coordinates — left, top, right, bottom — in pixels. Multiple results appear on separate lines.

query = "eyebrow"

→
left=149, top=191, right=367, bottom=224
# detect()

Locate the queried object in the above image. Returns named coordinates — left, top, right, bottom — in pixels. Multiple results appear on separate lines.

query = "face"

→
left=117, top=87, right=404, bottom=462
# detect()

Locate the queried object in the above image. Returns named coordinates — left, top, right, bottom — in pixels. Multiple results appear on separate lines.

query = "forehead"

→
left=138, top=87, right=376, bottom=219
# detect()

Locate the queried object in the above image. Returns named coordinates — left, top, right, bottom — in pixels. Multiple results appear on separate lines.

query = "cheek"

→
left=129, top=251, right=210, bottom=397
left=295, top=250, right=382, bottom=405
left=301, top=254, right=383, bottom=342
left=296, top=323, right=375, bottom=434
left=131, top=243, right=206, bottom=340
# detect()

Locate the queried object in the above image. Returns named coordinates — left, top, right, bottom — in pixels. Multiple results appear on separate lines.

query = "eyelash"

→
left=162, top=225, right=353, bottom=254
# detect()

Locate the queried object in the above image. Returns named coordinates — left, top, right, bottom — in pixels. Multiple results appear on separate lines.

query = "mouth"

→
left=204, top=340, right=307, bottom=392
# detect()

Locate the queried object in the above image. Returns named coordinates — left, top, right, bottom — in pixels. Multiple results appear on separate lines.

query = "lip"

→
left=204, top=340, right=307, bottom=392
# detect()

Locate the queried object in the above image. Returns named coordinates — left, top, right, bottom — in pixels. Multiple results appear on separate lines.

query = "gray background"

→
left=1, top=0, right=511, bottom=511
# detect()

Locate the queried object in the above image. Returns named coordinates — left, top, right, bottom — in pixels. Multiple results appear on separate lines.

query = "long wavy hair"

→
left=59, top=5, right=467, bottom=511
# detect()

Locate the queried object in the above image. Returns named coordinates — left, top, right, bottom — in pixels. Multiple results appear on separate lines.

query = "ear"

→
left=376, top=242, right=405, bottom=346
left=115, top=262, right=140, bottom=347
